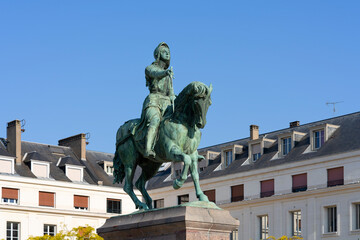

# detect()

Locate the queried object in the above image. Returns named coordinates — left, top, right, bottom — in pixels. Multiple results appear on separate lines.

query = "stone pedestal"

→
left=97, top=202, right=239, bottom=240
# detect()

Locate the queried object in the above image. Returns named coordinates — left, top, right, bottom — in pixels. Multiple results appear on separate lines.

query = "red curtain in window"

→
left=292, top=173, right=307, bottom=189
left=74, top=195, right=88, bottom=208
left=261, top=179, right=274, bottom=197
left=204, top=189, right=216, bottom=203
left=231, top=184, right=244, bottom=202
left=39, top=192, right=54, bottom=207
left=2, top=188, right=18, bottom=199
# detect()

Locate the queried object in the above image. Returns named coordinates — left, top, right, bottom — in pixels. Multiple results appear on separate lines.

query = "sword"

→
left=170, top=66, right=175, bottom=113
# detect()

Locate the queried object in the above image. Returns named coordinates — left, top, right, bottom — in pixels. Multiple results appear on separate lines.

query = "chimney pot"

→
left=7, top=120, right=22, bottom=165
left=290, top=121, right=300, bottom=128
left=250, top=125, right=259, bottom=140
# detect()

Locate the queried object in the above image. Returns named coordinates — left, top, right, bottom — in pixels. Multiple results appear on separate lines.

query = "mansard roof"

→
left=146, top=111, right=360, bottom=190
left=0, top=140, right=141, bottom=187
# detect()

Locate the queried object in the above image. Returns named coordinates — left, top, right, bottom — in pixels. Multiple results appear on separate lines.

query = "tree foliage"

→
left=27, top=225, right=103, bottom=240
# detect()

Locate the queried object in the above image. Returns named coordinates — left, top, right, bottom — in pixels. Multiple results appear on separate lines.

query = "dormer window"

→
left=309, top=124, right=339, bottom=151
left=171, top=162, right=183, bottom=179
left=313, top=129, right=324, bottom=149
left=225, top=150, right=233, bottom=167
left=252, top=144, right=261, bottom=161
left=57, top=156, right=85, bottom=182
left=197, top=150, right=220, bottom=172
left=221, top=145, right=243, bottom=168
left=276, top=131, right=305, bottom=158
left=106, top=165, right=114, bottom=175
left=23, top=152, right=51, bottom=178
left=282, top=137, right=292, bottom=155
left=0, top=156, right=15, bottom=174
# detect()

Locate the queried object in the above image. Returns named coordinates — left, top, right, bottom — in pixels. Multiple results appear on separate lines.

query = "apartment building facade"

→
left=147, top=112, right=360, bottom=240
left=0, top=120, right=141, bottom=240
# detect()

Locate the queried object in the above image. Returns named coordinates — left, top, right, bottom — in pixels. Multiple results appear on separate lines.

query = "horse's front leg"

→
left=189, top=153, right=209, bottom=202
left=167, top=145, right=191, bottom=190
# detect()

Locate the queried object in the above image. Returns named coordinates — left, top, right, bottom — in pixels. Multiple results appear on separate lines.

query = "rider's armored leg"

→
left=144, top=109, right=161, bottom=159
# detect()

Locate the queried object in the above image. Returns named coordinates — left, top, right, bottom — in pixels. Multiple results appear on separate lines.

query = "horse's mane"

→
left=174, top=81, right=210, bottom=112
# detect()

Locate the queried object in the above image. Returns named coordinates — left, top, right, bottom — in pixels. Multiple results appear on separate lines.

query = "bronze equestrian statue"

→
left=113, top=42, right=212, bottom=210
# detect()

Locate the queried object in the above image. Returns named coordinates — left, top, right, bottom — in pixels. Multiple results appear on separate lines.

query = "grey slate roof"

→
left=0, top=140, right=141, bottom=187
left=23, top=151, right=49, bottom=163
left=146, top=111, right=360, bottom=190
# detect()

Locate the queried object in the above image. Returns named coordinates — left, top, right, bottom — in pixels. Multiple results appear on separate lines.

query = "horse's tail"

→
left=112, top=120, right=137, bottom=184
left=113, top=145, right=125, bottom=184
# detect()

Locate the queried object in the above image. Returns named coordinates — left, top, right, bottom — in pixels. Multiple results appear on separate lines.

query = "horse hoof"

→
left=173, top=179, right=183, bottom=189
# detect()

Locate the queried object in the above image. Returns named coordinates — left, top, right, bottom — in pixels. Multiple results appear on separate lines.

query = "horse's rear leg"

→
left=123, top=165, right=148, bottom=210
left=136, top=161, right=162, bottom=209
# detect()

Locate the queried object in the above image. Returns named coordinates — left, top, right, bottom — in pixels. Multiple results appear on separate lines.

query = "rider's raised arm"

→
left=145, top=65, right=168, bottom=79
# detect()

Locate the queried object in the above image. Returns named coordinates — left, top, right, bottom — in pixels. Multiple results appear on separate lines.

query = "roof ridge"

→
left=199, top=111, right=360, bottom=150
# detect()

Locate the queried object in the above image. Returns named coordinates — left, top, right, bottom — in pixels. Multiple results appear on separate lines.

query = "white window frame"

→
left=291, top=210, right=302, bottom=237
left=309, top=124, right=339, bottom=151
left=259, top=215, right=269, bottom=240
left=225, top=150, right=233, bottom=167
left=351, top=202, right=360, bottom=232
left=221, top=145, right=242, bottom=169
left=65, top=164, right=85, bottom=182
left=104, top=161, right=114, bottom=175
left=324, top=205, right=338, bottom=234
left=282, top=137, right=292, bottom=156
left=7, top=221, right=20, bottom=240
left=44, top=224, right=57, bottom=236
left=0, top=156, right=15, bottom=174
left=30, top=160, right=50, bottom=178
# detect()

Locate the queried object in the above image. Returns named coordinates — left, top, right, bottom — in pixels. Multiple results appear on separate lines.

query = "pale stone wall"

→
left=148, top=150, right=360, bottom=240
left=0, top=175, right=140, bottom=239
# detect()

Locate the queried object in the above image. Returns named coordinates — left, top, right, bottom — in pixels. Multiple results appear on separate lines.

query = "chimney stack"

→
left=290, top=121, right=300, bottom=128
left=59, top=134, right=87, bottom=160
left=250, top=125, right=259, bottom=140
left=7, top=120, right=22, bottom=165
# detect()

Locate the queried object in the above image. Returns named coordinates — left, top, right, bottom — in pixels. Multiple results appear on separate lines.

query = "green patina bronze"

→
left=113, top=42, right=212, bottom=210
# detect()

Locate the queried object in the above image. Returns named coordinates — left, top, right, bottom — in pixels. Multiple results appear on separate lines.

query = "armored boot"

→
left=144, top=126, right=157, bottom=159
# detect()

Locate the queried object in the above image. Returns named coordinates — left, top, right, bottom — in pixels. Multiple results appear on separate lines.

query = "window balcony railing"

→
left=231, top=196, right=244, bottom=202
left=292, top=185, right=307, bottom=193
left=327, top=179, right=344, bottom=187
left=260, top=191, right=274, bottom=198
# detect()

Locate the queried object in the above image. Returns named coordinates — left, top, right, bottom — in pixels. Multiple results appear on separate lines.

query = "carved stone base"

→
left=97, top=202, right=239, bottom=240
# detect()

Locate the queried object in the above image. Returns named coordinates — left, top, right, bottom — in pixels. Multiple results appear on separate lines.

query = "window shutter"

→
left=292, top=173, right=307, bottom=189
left=252, top=144, right=261, bottom=154
left=327, top=167, right=344, bottom=187
left=204, top=189, right=216, bottom=203
left=74, top=195, right=88, bottom=208
left=231, top=184, right=244, bottom=202
left=39, top=192, right=54, bottom=207
left=2, top=188, right=18, bottom=199
left=261, top=179, right=274, bottom=197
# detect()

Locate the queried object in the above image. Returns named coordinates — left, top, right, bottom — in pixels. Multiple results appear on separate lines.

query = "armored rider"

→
left=140, top=42, right=175, bottom=159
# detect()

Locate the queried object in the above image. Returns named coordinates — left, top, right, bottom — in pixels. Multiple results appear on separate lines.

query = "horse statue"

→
left=113, top=81, right=212, bottom=210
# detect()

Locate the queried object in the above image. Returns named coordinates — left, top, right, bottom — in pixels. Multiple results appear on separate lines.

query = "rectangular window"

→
left=204, top=189, right=216, bottom=203
left=107, top=198, right=121, bottom=214
left=292, top=211, right=302, bottom=236
left=252, top=143, right=261, bottom=161
left=39, top=191, right=55, bottom=207
left=326, top=206, right=337, bottom=232
left=292, top=173, right=307, bottom=192
left=282, top=137, right=292, bottom=155
left=225, top=151, right=233, bottom=167
left=44, top=224, right=56, bottom=236
left=7, top=222, right=20, bottom=240
left=313, top=129, right=325, bottom=149
left=74, top=195, right=89, bottom=210
left=2, top=187, right=19, bottom=204
left=259, top=215, right=269, bottom=240
left=355, top=203, right=360, bottom=230
left=154, top=199, right=164, bottom=209
left=231, top=184, right=244, bottom=202
left=177, top=194, right=189, bottom=205
left=106, top=165, right=114, bottom=175
left=327, top=167, right=344, bottom=187
left=230, top=229, right=238, bottom=240
left=261, top=179, right=274, bottom=198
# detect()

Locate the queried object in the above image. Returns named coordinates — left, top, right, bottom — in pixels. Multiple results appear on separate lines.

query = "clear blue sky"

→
left=1, top=1, right=360, bottom=153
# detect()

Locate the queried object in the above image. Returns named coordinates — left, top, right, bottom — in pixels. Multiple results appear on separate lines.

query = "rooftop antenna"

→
left=20, top=119, right=26, bottom=132
left=326, top=101, right=343, bottom=113
left=85, top=132, right=91, bottom=145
